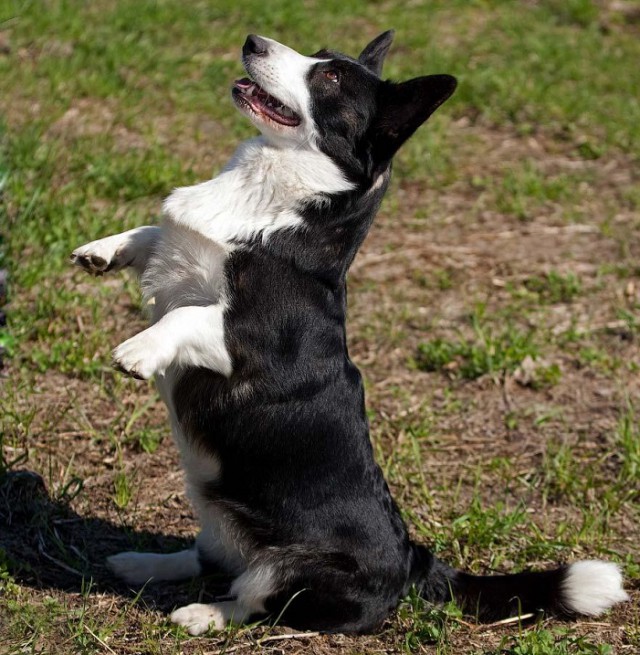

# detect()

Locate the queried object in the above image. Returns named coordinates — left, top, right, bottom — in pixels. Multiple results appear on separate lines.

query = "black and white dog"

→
left=71, top=32, right=628, bottom=635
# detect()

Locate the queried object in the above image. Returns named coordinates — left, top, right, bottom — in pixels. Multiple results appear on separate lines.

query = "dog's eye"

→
left=323, top=70, right=339, bottom=83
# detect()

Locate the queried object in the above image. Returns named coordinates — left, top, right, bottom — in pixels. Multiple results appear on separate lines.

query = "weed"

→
left=122, top=394, right=165, bottom=453
left=528, top=362, right=562, bottom=390
left=451, top=498, right=528, bottom=553
left=540, top=441, right=585, bottom=501
left=416, top=307, right=538, bottom=380
left=113, top=469, right=133, bottom=509
left=577, top=346, right=619, bottom=374
left=487, top=626, right=613, bottom=655
left=615, top=405, right=640, bottom=484
left=398, top=589, right=462, bottom=652
left=134, top=427, right=164, bottom=454
left=614, top=308, right=639, bottom=336
left=523, top=271, right=582, bottom=304
left=435, top=268, right=455, bottom=291
left=494, top=164, right=577, bottom=221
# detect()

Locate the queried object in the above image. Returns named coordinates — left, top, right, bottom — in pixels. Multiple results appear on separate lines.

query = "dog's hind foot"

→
left=171, top=601, right=247, bottom=635
left=107, top=549, right=201, bottom=585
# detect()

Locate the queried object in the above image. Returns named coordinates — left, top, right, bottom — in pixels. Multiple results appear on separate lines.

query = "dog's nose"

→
left=243, top=34, right=269, bottom=57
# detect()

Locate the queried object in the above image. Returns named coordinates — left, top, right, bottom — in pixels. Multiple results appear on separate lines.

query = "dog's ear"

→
left=358, top=30, right=395, bottom=76
left=369, top=74, right=457, bottom=165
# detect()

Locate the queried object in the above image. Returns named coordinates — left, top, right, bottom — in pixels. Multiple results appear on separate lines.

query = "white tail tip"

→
left=562, top=560, right=629, bottom=616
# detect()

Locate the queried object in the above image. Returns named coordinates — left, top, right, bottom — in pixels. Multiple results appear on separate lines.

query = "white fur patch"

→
left=142, top=221, right=228, bottom=318
left=153, top=379, right=247, bottom=577
left=112, top=304, right=232, bottom=379
left=107, top=549, right=201, bottom=585
left=171, top=600, right=244, bottom=635
left=561, top=560, right=629, bottom=616
left=192, top=493, right=247, bottom=576
left=163, top=138, right=353, bottom=246
left=241, top=37, right=329, bottom=148
left=230, top=565, right=277, bottom=613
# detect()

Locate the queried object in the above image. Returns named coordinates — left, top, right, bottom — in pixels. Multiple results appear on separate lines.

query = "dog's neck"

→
left=163, top=137, right=354, bottom=247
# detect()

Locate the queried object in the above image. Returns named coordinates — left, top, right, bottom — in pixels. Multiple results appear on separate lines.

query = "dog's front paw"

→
left=171, top=603, right=227, bottom=635
left=71, top=237, right=127, bottom=275
left=112, top=330, right=173, bottom=380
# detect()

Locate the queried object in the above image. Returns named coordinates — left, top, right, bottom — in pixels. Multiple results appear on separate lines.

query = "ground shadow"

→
left=0, top=469, right=232, bottom=612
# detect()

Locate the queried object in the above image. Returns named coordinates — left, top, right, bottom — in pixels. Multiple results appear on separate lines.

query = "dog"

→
left=71, top=32, right=628, bottom=636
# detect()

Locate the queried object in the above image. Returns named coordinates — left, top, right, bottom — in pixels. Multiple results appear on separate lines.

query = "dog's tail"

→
left=409, top=545, right=628, bottom=621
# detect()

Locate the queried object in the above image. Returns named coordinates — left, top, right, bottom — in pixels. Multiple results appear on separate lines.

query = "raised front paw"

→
left=112, top=329, right=173, bottom=380
left=71, top=236, right=127, bottom=275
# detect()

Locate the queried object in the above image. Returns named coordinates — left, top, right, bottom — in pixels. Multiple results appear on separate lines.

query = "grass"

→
left=615, top=404, right=640, bottom=484
left=474, top=163, right=590, bottom=223
left=1, top=0, right=639, bottom=653
left=414, top=305, right=539, bottom=380
left=486, top=626, right=615, bottom=655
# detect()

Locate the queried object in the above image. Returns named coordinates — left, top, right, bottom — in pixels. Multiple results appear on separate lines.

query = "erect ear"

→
left=358, top=30, right=395, bottom=76
left=369, top=74, right=457, bottom=165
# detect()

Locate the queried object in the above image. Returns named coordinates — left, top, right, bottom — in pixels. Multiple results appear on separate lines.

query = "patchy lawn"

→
left=1, top=1, right=639, bottom=653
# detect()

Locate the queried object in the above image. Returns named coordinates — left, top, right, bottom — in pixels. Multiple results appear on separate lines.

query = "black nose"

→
left=243, top=34, right=269, bottom=57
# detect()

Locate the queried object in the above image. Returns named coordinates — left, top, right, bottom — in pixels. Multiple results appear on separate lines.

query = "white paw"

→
left=112, top=329, right=173, bottom=380
left=107, top=552, right=157, bottom=585
left=71, top=236, right=128, bottom=275
left=171, top=603, right=227, bottom=636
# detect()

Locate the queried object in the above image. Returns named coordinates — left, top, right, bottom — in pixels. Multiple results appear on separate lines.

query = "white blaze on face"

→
left=243, top=36, right=329, bottom=147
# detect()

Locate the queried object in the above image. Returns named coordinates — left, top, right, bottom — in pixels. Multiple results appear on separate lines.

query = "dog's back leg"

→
left=171, top=600, right=249, bottom=635
left=170, top=565, right=275, bottom=635
left=107, top=548, right=201, bottom=585
left=107, top=518, right=241, bottom=587
left=170, top=552, right=394, bottom=635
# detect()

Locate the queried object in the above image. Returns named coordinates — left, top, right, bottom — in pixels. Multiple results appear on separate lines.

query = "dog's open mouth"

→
left=232, top=78, right=301, bottom=127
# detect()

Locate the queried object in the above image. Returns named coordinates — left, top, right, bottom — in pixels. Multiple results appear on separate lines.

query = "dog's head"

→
left=232, top=32, right=456, bottom=182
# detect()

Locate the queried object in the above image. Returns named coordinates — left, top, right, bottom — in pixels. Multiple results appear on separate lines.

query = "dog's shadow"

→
left=0, top=470, right=232, bottom=612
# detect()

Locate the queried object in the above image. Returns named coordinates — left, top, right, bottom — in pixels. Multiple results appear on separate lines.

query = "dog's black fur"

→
left=168, top=34, right=584, bottom=632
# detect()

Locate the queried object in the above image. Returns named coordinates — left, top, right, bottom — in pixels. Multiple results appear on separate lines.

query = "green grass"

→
left=474, top=164, right=591, bottom=222
left=517, top=271, right=583, bottom=304
left=398, top=593, right=462, bottom=653
left=615, top=404, right=640, bottom=484
left=415, top=305, right=539, bottom=380
left=485, top=626, right=614, bottom=655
